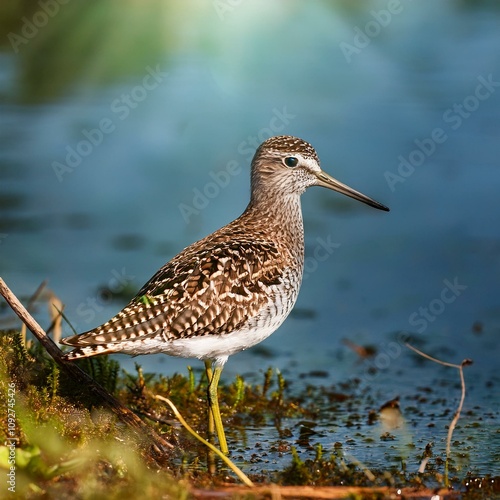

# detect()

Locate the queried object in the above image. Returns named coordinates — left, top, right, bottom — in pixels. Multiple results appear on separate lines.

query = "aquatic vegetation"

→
left=0, top=327, right=498, bottom=498
left=0, top=330, right=187, bottom=499
left=0, top=282, right=497, bottom=497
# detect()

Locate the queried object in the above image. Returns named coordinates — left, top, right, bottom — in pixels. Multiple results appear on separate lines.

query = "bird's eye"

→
left=284, top=156, right=299, bottom=168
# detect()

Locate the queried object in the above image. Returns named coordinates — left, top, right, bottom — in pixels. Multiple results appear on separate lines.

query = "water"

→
left=0, top=0, right=499, bottom=477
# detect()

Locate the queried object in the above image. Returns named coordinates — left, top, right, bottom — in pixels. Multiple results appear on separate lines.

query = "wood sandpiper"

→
left=61, top=135, right=389, bottom=454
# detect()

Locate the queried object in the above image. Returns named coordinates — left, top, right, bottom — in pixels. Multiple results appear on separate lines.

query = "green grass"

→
left=0, top=329, right=497, bottom=499
left=0, top=329, right=308, bottom=496
left=0, top=330, right=187, bottom=499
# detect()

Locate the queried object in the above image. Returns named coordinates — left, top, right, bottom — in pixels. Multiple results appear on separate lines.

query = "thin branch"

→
left=26, top=279, right=49, bottom=312
left=405, top=342, right=461, bottom=368
left=0, top=277, right=173, bottom=460
left=405, top=342, right=472, bottom=487
left=46, top=292, right=64, bottom=343
left=444, top=359, right=472, bottom=486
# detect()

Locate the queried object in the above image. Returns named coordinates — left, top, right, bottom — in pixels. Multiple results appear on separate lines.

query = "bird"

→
left=61, top=135, right=389, bottom=454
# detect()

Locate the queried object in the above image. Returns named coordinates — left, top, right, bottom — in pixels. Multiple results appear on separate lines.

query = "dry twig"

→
left=405, top=342, right=472, bottom=487
left=0, top=277, right=173, bottom=460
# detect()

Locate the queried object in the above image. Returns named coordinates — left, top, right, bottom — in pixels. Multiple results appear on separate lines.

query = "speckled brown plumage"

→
left=61, top=135, right=388, bottom=364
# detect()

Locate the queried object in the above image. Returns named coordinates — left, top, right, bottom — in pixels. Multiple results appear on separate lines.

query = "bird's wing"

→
left=61, top=240, right=283, bottom=347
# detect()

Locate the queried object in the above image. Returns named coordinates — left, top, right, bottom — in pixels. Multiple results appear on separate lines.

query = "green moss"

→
left=0, top=328, right=496, bottom=497
left=0, top=331, right=187, bottom=498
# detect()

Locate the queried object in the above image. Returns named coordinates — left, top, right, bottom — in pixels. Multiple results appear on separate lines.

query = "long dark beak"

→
left=314, top=170, right=389, bottom=212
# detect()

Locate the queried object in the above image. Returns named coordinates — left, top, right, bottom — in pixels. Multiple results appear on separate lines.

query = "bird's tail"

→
left=62, top=344, right=116, bottom=361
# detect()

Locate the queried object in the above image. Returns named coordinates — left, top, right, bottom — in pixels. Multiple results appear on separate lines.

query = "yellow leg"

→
left=204, top=360, right=228, bottom=455
left=204, top=361, right=215, bottom=442
left=204, top=360, right=216, bottom=473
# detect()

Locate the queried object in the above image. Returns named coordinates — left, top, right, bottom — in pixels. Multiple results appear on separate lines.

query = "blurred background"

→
left=0, top=0, right=499, bottom=474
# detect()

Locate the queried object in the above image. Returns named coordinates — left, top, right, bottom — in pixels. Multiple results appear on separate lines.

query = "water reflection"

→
left=2, top=1, right=180, bottom=102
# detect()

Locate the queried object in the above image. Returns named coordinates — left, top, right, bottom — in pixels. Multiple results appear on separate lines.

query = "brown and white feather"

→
left=61, top=136, right=320, bottom=362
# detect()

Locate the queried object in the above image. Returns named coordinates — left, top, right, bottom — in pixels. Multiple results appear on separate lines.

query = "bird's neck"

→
left=242, top=192, right=305, bottom=265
